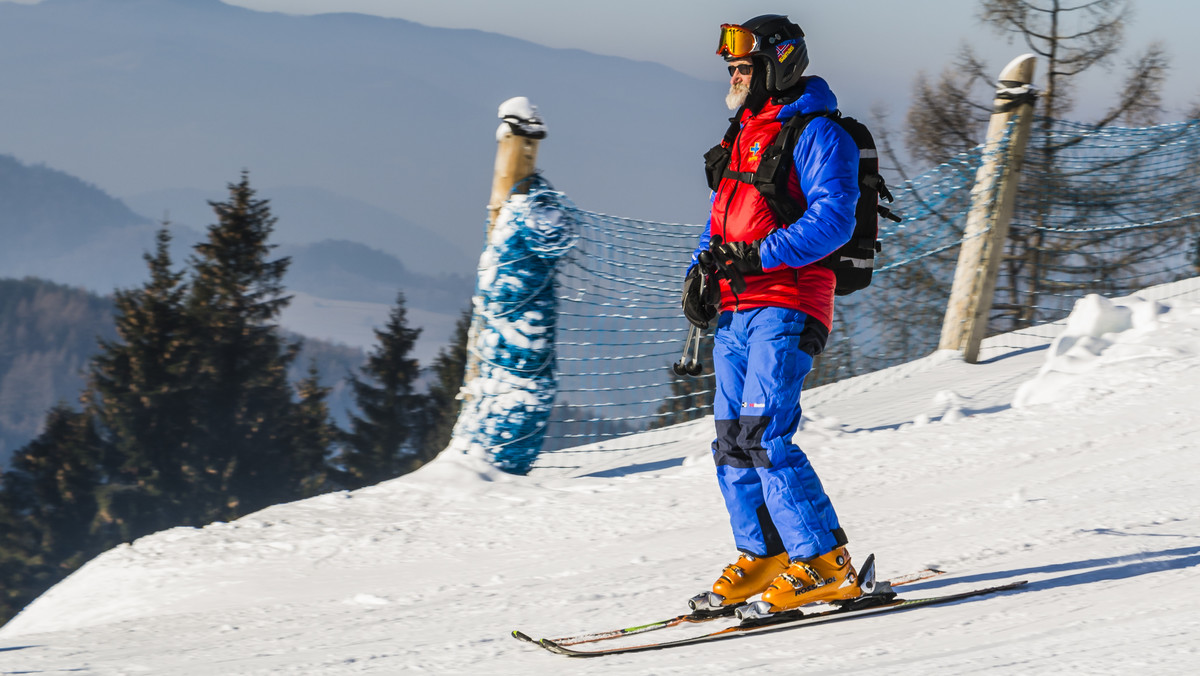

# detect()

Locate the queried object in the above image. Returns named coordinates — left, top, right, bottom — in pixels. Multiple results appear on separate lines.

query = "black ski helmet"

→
left=726, top=14, right=808, bottom=93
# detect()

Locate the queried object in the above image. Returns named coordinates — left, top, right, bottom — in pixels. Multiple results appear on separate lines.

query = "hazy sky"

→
left=3, top=0, right=1196, bottom=116
left=236, top=1, right=1198, bottom=117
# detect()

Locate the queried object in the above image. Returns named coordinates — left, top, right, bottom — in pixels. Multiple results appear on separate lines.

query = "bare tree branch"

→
left=889, top=0, right=1182, bottom=338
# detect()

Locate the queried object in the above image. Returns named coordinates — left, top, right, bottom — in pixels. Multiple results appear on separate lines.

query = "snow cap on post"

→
left=497, top=96, right=547, bottom=141
left=995, top=53, right=1038, bottom=113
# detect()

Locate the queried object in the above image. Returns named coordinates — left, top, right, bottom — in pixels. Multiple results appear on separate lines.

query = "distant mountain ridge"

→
left=0, top=0, right=723, bottom=455
left=280, top=239, right=472, bottom=311
left=0, top=154, right=470, bottom=313
left=127, top=186, right=470, bottom=277
left=0, top=154, right=160, bottom=291
left=0, top=154, right=150, bottom=256
left=0, top=0, right=720, bottom=268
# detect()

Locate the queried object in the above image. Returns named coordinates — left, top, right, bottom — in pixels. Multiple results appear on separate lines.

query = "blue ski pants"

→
left=711, top=306, right=842, bottom=561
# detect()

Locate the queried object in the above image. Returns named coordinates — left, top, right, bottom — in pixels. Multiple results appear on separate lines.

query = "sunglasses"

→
left=727, top=63, right=753, bottom=76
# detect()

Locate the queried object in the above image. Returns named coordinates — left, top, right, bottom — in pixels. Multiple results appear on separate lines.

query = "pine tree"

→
left=422, top=307, right=470, bottom=459
left=0, top=496, right=44, bottom=623
left=0, top=176, right=348, bottom=625
left=0, top=405, right=109, bottom=623
left=290, top=363, right=338, bottom=497
left=88, top=226, right=195, bottom=536
left=184, top=172, right=313, bottom=518
left=5, top=406, right=108, bottom=561
left=341, top=292, right=425, bottom=487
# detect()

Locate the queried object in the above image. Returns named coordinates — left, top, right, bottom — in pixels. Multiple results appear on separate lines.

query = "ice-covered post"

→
left=462, top=97, right=546, bottom=389
left=939, top=54, right=1038, bottom=363
left=449, top=97, right=573, bottom=474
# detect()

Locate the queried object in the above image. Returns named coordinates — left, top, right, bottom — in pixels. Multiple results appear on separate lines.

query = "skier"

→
left=683, top=15, right=862, bottom=613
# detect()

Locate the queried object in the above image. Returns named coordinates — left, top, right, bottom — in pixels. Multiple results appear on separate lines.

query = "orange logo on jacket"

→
left=748, top=142, right=762, bottom=165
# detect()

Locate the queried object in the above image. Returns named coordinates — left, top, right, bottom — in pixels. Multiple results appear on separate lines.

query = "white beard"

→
left=726, top=82, right=749, bottom=111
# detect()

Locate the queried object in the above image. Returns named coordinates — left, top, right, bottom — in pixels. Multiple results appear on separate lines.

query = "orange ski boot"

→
left=690, top=552, right=790, bottom=611
left=758, top=546, right=862, bottom=612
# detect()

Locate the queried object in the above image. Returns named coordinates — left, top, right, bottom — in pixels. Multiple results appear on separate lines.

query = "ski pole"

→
left=685, top=258, right=711, bottom=376
left=673, top=324, right=699, bottom=376
left=687, top=325, right=703, bottom=376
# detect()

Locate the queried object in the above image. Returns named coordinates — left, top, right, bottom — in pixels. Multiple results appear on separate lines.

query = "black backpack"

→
left=704, top=109, right=900, bottom=296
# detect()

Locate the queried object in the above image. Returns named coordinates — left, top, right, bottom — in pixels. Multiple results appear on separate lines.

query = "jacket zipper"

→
left=721, top=113, right=753, bottom=311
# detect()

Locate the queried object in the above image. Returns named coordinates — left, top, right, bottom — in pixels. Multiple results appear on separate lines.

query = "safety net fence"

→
left=452, top=118, right=1200, bottom=472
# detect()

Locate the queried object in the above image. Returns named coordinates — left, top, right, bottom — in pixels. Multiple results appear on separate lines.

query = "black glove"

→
left=682, top=265, right=719, bottom=329
left=710, top=238, right=765, bottom=276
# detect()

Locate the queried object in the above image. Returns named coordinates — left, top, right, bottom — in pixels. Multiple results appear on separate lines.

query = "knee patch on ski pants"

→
left=710, top=307, right=840, bottom=559
left=711, top=308, right=828, bottom=469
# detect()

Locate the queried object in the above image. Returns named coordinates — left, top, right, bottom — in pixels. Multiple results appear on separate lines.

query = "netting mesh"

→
left=548, top=208, right=700, bottom=450
left=993, top=118, right=1200, bottom=341
left=541, top=138, right=991, bottom=448
left=465, top=119, right=1200, bottom=461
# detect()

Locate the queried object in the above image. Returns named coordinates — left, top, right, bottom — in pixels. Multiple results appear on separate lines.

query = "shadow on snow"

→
left=900, top=542, right=1200, bottom=595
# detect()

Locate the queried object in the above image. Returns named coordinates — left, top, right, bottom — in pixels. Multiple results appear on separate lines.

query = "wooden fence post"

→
left=461, top=98, right=546, bottom=393
left=939, top=54, right=1038, bottom=363
left=486, top=99, right=545, bottom=236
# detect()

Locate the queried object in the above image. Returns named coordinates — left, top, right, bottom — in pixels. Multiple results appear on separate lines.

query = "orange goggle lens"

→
left=716, top=24, right=758, bottom=58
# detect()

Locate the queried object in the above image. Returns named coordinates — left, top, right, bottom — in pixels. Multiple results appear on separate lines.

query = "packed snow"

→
left=2, top=278, right=1199, bottom=674
left=496, top=96, right=547, bottom=141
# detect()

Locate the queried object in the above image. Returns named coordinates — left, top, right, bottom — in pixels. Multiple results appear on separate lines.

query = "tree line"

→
left=0, top=279, right=120, bottom=461
left=0, top=173, right=471, bottom=625
left=0, top=278, right=369, bottom=467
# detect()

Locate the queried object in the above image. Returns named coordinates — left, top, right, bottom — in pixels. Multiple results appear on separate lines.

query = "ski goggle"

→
left=716, top=24, right=759, bottom=58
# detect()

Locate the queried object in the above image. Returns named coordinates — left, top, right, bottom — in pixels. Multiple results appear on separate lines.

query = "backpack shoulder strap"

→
left=703, top=112, right=745, bottom=192
left=752, top=110, right=831, bottom=225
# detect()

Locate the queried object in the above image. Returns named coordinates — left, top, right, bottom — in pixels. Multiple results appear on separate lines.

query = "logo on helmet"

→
left=776, top=40, right=796, bottom=62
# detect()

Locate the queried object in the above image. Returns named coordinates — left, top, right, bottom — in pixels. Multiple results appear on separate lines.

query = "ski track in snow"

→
left=2, top=280, right=1200, bottom=674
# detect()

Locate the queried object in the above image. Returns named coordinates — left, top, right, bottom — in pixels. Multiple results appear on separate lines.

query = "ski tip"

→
left=512, top=630, right=537, bottom=643
left=539, top=638, right=586, bottom=657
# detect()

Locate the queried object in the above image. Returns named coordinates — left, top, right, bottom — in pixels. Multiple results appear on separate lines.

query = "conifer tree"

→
left=4, top=406, right=108, bottom=562
left=422, top=307, right=470, bottom=459
left=341, top=292, right=425, bottom=487
left=290, top=363, right=338, bottom=497
left=0, top=176, right=348, bottom=624
left=0, top=496, right=43, bottom=623
left=183, top=172, right=313, bottom=518
left=0, top=405, right=110, bottom=622
left=88, top=226, right=195, bottom=536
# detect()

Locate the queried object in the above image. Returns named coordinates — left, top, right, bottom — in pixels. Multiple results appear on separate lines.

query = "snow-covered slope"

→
left=2, top=280, right=1199, bottom=674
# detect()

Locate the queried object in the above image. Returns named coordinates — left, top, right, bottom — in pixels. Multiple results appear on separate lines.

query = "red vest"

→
left=709, top=101, right=837, bottom=328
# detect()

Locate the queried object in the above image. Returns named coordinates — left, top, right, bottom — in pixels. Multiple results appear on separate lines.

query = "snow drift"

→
left=2, top=278, right=1199, bottom=674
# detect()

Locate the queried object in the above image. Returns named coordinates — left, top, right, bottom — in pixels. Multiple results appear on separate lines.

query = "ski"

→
left=530, top=580, right=1026, bottom=657
left=511, top=566, right=943, bottom=649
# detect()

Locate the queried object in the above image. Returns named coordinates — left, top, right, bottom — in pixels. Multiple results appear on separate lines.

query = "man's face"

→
left=725, top=58, right=753, bottom=111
